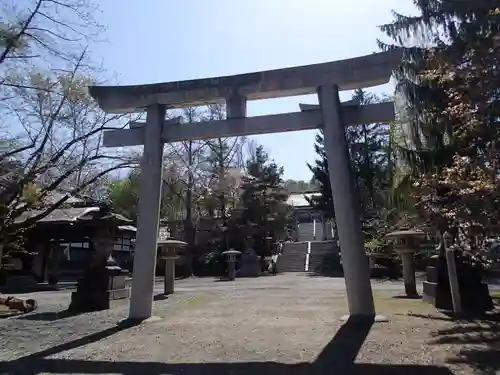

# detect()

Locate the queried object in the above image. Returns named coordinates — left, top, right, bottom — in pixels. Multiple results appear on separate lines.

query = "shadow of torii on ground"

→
left=1, top=316, right=454, bottom=375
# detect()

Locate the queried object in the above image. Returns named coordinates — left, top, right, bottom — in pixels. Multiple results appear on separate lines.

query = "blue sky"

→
left=91, top=0, right=416, bottom=181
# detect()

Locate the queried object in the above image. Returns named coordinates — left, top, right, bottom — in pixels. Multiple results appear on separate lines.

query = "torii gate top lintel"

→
left=89, top=49, right=402, bottom=114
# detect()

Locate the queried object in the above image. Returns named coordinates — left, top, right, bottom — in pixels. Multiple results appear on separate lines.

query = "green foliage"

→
left=235, top=145, right=292, bottom=256
left=106, top=168, right=185, bottom=223
left=307, top=89, right=392, bottom=223
left=379, top=1, right=500, bottom=259
left=306, top=130, right=334, bottom=217
left=106, top=171, right=140, bottom=222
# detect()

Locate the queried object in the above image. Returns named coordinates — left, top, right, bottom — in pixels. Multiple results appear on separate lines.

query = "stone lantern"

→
left=158, top=239, right=187, bottom=295
left=69, top=220, right=130, bottom=312
left=386, top=230, right=426, bottom=298
left=222, top=249, right=241, bottom=280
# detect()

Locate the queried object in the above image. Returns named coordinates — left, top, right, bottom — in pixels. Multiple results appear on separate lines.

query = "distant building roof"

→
left=15, top=206, right=133, bottom=226
left=286, top=191, right=321, bottom=208
left=15, top=207, right=100, bottom=224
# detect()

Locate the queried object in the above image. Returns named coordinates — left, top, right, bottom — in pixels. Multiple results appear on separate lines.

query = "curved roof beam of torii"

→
left=89, top=49, right=402, bottom=114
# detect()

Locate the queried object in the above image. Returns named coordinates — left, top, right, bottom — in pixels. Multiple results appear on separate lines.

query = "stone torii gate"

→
left=89, top=49, right=401, bottom=321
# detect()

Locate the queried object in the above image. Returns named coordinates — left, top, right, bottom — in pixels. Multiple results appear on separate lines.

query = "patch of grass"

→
left=156, top=292, right=217, bottom=318
left=373, top=292, right=435, bottom=315
left=183, top=293, right=214, bottom=307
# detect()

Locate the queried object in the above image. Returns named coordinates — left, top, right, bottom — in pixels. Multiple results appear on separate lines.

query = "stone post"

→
left=443, top=232, right=462, bottom=314
left=318, top=84, right=375, bottom=318
left=222, top=250, right=241, bottom=280
left=128, top=104, right=166, bottom=321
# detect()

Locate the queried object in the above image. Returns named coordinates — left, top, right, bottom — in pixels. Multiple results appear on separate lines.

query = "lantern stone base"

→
left=394, top=248, right=418, bottom=297
left=161, top=256, right=179, bottom=295
left=68, top=266, right=130, bottom=313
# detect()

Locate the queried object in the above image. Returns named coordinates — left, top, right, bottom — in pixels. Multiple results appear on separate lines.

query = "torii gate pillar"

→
left=128, top=104, right=165, bottom=320
left=318, top=85, right=375, bottom=317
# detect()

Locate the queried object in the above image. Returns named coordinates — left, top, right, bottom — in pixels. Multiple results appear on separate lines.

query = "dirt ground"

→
left=0, top=274, right=499, bottom=375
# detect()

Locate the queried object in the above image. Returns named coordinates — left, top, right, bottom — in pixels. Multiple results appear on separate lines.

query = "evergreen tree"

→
left=106, top=167, right=184, bottom=223
left=306, top=131, right=334, bottom=218
left=379, top=2, right=500, bottom=252
left=379, top=1, right=500, bottom=192
left=237, top=145, right=291, bottom=256
left=205, top=139, right=232, bottom=219
left=307, top=89, right=391, bottom=221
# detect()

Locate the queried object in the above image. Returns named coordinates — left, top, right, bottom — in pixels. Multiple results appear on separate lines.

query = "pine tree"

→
left=379, top=2, right=500, bottom=251
left=378, top=1, right=500, bottom=184
left=237, top=146, right=291, bottom=256
left=306, top=131, right=334, bottom=218
left=306, top=89, right=391, bottom=221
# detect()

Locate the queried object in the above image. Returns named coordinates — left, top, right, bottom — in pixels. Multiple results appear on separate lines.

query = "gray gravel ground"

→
left=0, top=274, right=498, bottom=375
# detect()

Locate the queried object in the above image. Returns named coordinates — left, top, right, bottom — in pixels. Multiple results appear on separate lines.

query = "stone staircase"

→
left=307, top=241, right=341, bottom=274
left=277, top=242, right=307, bottom=272
left=297, top=222, right=315, bottom=242
left=277, top=241, right=341, bottom=273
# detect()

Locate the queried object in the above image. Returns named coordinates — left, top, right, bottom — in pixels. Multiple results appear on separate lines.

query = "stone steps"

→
left=277, top=242, right=308, bottom=272
left=277, top=241, right=341, bottom=273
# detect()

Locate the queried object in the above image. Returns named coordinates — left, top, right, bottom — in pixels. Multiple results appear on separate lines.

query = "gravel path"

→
left=0, top=274, right=498, bottom=374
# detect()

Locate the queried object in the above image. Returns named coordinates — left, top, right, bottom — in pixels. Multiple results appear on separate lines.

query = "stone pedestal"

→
left=386, top=230, right=425, bottom=298
left=162, top=256, right=178, bottom=295
left=69, top=259, right=129, bottom=312
left=396, top=249, right=418, bottom=297
left=69, top=227, right=130, bottom=313
left=222, top=250, right=241, bottom=280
